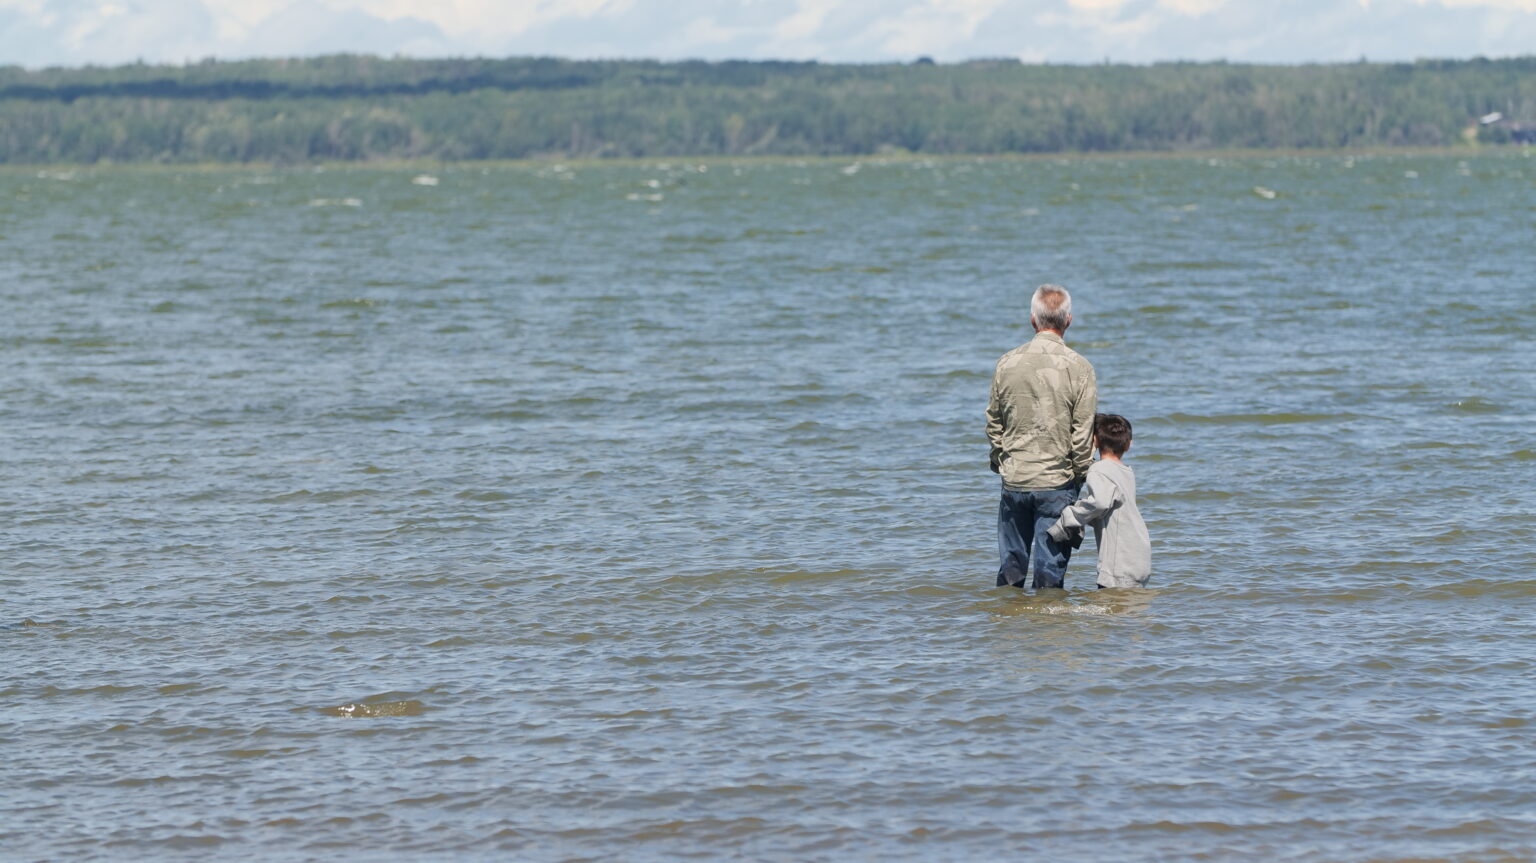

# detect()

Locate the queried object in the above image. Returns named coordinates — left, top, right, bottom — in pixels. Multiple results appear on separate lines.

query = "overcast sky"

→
left=1, top=0, right=1533, bottom=69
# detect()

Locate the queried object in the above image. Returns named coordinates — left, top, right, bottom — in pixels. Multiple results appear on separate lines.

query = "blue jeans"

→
left=996, top=484, right=1078, bottom=589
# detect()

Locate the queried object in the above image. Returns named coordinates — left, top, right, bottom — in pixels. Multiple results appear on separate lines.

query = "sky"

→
left=1, top=0, right=1534, bottom=69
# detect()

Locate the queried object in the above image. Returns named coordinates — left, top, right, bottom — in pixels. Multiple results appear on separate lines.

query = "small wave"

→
left=110, top=775, right=227, bottom=788
left=592, top=708, right=676, bottom=720
left=455, top=490, right=511, bottom=502
left=1418, top=579, right=1536, bottom=600
left=320, top=700, right=427, bottom=718
left=1129, top=260, right=1246, bottom=272
left=1030, top=603, right=1115, bottom=615
left=936, top=714, right=1010, bottom=728
left=1272, top=367, right=1345, bottom=376
left=221, top=748, right=282, bottom=759
left=1448, top=397, right=1503, bottom=413
left=768, top=568, right=867, bottom=584
left=259, top=489, right=378, bottom=504
left=1422, top=818, right=1524, bottom=838
left=1151, top=411, right=1360, bottom=425
left=1141, top=489, right=1236, bottom=502
left=41, top=684, right=138, bottom=697
left=1123, top=818, right=1263, bottom=834
left=625, top=816, right=771, bottom=842
left=307, top=198, right=362, bottom=207
left=911, top=369, right=989, bottom=380
left=774, top=392, right=875, bottom=407
left=740, top=227, right=822, bottom=239
left=38, top=336, right=123, bottom=349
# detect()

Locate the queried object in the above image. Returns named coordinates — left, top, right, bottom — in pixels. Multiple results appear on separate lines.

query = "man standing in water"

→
left=986, top=284, right=1097, bottom=589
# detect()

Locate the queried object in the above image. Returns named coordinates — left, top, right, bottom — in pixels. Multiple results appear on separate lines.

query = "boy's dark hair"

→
left=1094, top=413, right=1133, bottom=456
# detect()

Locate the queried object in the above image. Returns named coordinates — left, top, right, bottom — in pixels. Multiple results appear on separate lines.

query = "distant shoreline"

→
left=2, top=55, right=1531, bottom=164
left=3, top=145, right=1529, bottom=174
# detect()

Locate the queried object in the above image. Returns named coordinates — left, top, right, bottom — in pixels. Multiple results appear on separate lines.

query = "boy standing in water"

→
left=1047, top=414, right=1152, bottom=588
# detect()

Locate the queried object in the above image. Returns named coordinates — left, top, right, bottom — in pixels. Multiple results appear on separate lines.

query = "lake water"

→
left=3, top=152, right=1533, bottom=861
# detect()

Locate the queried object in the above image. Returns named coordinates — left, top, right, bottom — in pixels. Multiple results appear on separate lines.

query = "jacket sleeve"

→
left=985, top=365, right=1005, bottom=473
left=1047, top=469, right=1120, bottom=542
left=1069, top=366, right=1098, bottom=480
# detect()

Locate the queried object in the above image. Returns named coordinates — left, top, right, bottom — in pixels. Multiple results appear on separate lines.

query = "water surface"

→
left=3, top=152, right=1534, bottom=861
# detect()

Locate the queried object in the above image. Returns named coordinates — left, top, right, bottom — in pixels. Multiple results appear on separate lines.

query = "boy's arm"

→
left=1047, top=470, right=1120, bottom=543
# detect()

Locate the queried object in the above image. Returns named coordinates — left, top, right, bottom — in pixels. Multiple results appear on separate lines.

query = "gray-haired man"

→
left=986, top=284, right=1097, bottom=589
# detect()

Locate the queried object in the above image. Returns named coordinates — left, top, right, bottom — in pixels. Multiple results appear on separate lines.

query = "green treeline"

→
left=0, top=55, right=1532, bottom=163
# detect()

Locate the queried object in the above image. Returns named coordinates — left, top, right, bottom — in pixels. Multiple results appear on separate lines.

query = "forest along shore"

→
left=1, top=55, right=1533, bottom=163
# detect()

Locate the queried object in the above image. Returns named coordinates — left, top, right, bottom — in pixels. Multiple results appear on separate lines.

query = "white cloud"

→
left=0, top=0, right=218, bottom=65
left=202, top=0, right=288, bottom=30
left=683, top=14, right=750, bottom=44
left=874, top=0, right=1007, bottom=55
left=0, top=0, right=49, bottom=16
left=1065, top=0, right=1229, bottom=15
left=234, top=1, right=448, bottom=58
left=397, top=0, right=637, bottom=39
left=1, top=0, right=1534, bottom=67
left=1161, top=0, right=1228, bottom=14
left=196, top=0, right=639, bottom=47
left=1428, top=0, right=1536, bottom=10
left=775, top=0, right=838, bottom=39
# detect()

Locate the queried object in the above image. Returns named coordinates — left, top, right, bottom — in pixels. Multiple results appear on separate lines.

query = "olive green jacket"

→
left=986, top=332, right=1097, bottom=490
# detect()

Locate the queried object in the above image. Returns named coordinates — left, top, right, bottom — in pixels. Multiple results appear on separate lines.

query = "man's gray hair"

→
left=1031, top=284, right=1072, bottom=332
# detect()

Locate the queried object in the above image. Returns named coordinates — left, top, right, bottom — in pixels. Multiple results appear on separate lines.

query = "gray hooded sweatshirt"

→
left=1046, top=458, right=1152, bottom=588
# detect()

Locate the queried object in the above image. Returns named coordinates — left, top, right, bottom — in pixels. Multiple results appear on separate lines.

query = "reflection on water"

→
left=988, top=587, right=1159, bottom=618
left=984, top=590, right=1159, bottom=673
left=2, top=152, right=1533, bottom=861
